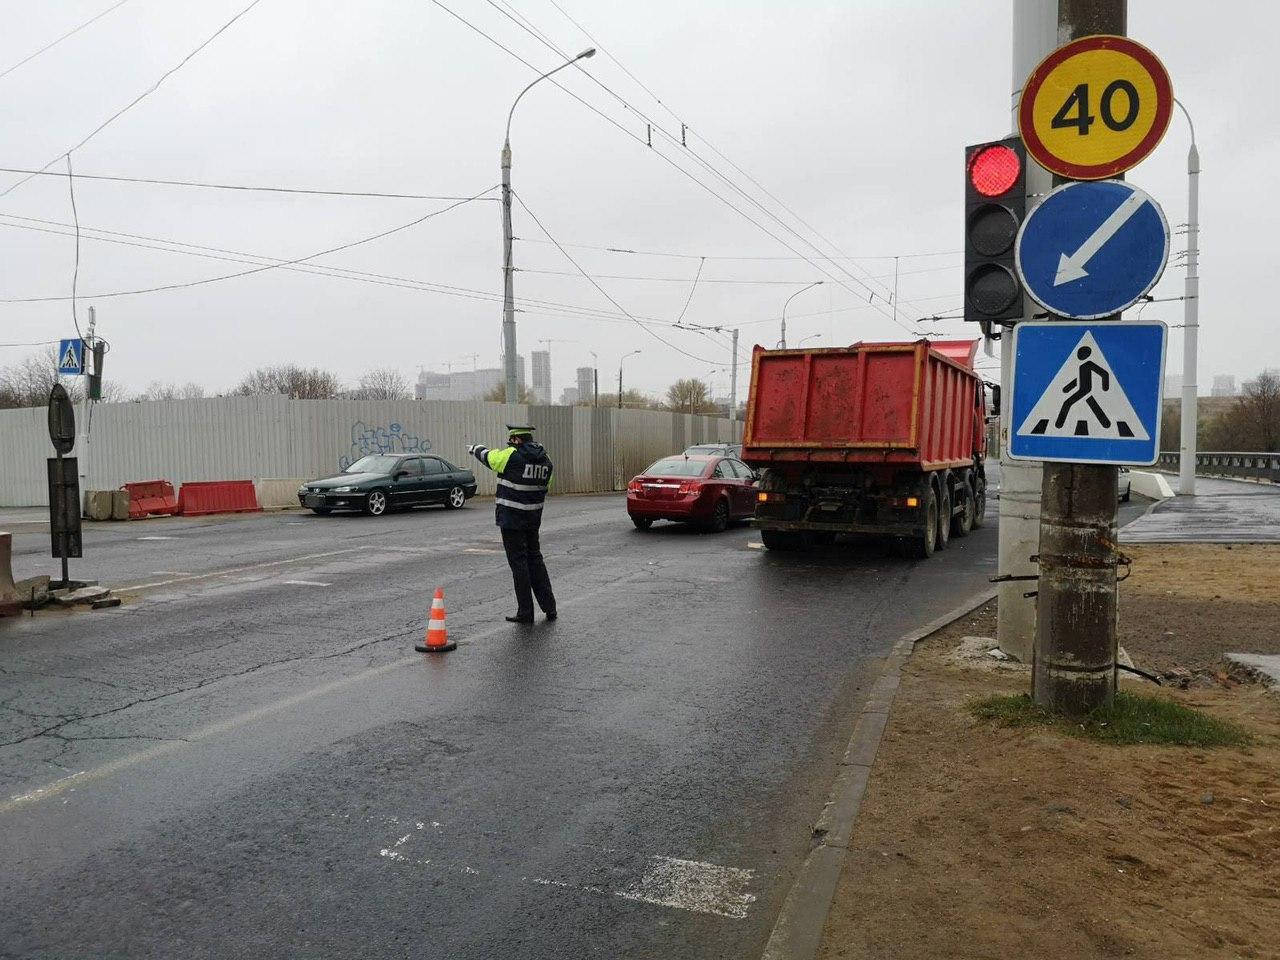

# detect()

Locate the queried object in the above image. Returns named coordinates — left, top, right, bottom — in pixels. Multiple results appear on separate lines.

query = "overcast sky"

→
left=1, top=0, right=1275, bottom=400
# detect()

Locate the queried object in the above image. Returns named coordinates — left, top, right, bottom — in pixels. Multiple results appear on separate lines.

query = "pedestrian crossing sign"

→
left=57, top=338, right=85, bottom=375
left=1007, top=321, right=1166, bottom=465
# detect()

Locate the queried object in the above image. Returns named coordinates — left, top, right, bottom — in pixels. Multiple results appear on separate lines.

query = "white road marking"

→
left=617, top=856, right=756, bottom=919
left=151, top=570, right=192, bottom=576
left=136, top=536, right=178, bottom=541
left=463, top=548, right=502, bottom=555
left=747, top=542, right=764, bottom=550
left=280, top=580, right=332, bottom=587
left=5, top=770, right=86, bottom=807
left=117, top=546, right=373, bottom=591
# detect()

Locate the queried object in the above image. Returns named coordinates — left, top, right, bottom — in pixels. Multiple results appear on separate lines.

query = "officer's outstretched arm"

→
left=468, top=444, right=514, bottom=474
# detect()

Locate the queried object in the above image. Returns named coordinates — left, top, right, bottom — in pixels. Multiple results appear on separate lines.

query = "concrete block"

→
left=254, top=478, right=307, bottom=510
left=111, top=489, right=131, bottom=521
left=0, top=532, right=20, bottom=616
left=13, top=575, right=51, bottom=608
left=50, top=585, right=111, bottom=606
left=82, top=490, right=116, bottom=521
left=1129, top=470, right=1174, bottom=500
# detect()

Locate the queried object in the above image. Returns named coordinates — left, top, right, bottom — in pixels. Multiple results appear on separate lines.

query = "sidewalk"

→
left=1123, top=474, right=1280, bottom=543
left=811, top=542, right=1280, bottom=959
left=0, top=508, right=51, bottom=535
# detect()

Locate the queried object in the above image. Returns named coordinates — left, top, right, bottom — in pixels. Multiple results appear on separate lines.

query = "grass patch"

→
left=969, top=692, right=1253, bottom=747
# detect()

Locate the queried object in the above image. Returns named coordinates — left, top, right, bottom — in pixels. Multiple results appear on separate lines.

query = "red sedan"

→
left=626, top=454, right=758, bottom=532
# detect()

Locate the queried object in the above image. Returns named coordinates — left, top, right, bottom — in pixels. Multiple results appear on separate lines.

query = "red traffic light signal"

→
left=964, top=136, right=1027, bottom=326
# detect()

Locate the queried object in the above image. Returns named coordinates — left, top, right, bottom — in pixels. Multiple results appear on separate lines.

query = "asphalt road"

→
left=0, top=492, right=1002, bottom=959
left=1122, top=474, right=1280, bottom=542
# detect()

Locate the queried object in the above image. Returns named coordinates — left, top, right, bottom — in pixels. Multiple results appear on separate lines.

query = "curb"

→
left=760, top=587, right=998, bottom=960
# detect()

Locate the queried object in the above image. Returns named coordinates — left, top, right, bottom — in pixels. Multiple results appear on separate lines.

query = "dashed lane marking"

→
left=281, top=580, right=332, bottom=587
left=151, top=570, right=192, bottom=576
left=136, top=536, right=179, bottom=541
left=117, top=546, right=374, bottom=592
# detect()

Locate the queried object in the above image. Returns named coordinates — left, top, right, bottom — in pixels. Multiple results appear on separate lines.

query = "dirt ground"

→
left=817, top=544, right=1280, bottom=960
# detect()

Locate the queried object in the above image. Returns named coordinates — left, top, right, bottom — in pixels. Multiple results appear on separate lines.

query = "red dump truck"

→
left=742, top=339, right=989, bottom=557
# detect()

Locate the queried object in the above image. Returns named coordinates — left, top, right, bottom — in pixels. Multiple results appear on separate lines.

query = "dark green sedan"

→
left=297, top=454, right=478, bottom=516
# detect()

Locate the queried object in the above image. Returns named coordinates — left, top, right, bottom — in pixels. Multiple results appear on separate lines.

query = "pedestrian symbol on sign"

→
left=1018, top=331, right=1147, bottom=441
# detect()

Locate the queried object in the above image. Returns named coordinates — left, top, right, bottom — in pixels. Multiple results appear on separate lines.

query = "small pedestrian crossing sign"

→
left=57, top=338, right=85, bottom=375
left=1008, top=321, right=1166, bottom=465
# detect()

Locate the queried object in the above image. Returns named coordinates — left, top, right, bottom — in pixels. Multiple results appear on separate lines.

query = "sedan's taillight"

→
left=627, top=479, right=644, bottom=493
left=677, top=481, right=703, bottom=495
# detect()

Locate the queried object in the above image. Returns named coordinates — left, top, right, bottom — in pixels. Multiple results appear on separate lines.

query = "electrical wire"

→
left=0, top=0, right=132, bottom=82
left=514, top=236, right=961, bottom=262
left=531, top=0, right=942, bottom=321
left=0, top=166, right=498, bottom=201
left=1, top=0, right=266, bottom=199
left=674, top=257, right=704, bottom=324
left=512, top=190, right=719, bottom=364
left=518, top=268, right=829, bottom=285
left=0, top=186, right=499, bottom=303
left=427, top=0, right=917, bottom=334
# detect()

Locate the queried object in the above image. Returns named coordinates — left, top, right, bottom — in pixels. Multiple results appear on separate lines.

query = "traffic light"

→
left=964, top=136, right=1026, bottom=329
left=87, top=341, right=105, bottom=401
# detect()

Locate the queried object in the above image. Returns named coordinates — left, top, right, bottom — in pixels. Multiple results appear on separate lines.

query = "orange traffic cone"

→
left=415, top=587, right=456, bottom=653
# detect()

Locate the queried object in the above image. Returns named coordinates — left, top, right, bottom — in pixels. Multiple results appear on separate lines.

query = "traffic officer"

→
left=468, top=425, right=557, bottom=623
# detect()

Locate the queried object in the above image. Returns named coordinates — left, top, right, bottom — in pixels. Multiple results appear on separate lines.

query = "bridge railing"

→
left=1156, top=451, right=1280, bottom=483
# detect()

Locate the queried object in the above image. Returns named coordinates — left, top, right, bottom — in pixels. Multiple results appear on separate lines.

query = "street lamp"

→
left=589, top=350, right=599, bottom=408
left=778, top=281, right=823, bottom=349
left=799, top=333, right=822, bottom=346
left=500, top=47, right=596, bottom=403
left=1174, top=98, right=1199, bottom=497
left=618, top=350, right=641, bottom=409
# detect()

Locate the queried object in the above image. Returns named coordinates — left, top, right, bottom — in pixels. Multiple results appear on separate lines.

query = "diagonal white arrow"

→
left=1053, top=189, right=1148, bottom=286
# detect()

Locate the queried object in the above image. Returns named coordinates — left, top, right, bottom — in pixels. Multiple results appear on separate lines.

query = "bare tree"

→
left=1207, top=369, right=1280, bottom=451
left=353, top=368, right=411, bottom=401
left=234, top=365, right=342, bottom=399
left=0, top=348, right=127, bottom=407
left=139, top=380, right=206, bottom=401
left=664, top=378, right=717, bottom=415
left=596, top=389, right=655, bottom=409
left=482, top=382, right=536, bottom=403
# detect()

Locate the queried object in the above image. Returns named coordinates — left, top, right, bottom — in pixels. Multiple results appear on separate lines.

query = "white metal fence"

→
left=0, top=397, right=738, bottom=506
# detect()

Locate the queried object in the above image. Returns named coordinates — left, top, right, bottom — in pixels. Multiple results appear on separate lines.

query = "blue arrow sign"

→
left=1016, top=180, right=1169, bottom=320
left=56, top=338, right=85, bottom=375
left=1007, top=321, right=1166, bottom=465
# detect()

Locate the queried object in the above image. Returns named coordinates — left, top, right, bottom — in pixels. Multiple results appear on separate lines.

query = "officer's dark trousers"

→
left=501, top=527, right=556, bottom=617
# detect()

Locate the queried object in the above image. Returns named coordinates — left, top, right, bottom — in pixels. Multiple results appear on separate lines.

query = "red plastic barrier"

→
left=177, top=480, right=263, bottom=517
left=121, top=480, right=180, bottom=520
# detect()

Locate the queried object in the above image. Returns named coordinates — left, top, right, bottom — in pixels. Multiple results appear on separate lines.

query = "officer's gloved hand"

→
left=467, top=444, right=481, bottom=455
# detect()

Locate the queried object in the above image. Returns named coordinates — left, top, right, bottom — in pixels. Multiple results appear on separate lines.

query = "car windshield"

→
left=645, top=457, right=710, bottom=477
left=343, top=455, right=400, bottom=474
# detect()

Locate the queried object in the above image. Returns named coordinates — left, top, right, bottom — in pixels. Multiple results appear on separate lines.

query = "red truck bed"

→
left=742, top=340, right=984, bottom=471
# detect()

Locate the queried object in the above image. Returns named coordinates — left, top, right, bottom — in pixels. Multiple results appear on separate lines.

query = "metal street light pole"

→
left=501, top=47, right=596, bottom=403
left=1175, top=98, right=1199, bottom=496
left=618, top=350, right=641, bottom=409
left=778, top=281, right=822, bottom=349
left=799, top=333, right=822, bottom=346
left=589, top=350, right=599, bottom=408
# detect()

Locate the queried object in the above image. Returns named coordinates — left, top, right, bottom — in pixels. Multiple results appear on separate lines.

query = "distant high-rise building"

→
left=531, top=350, right=551, bottom=404
left=559, top=387, right=579, bottom=406
left=1211, top=374, right=1237, bottom=397
left=417, top=356, right=524, bottom=401
left=576, top=366, right=595, bottom=405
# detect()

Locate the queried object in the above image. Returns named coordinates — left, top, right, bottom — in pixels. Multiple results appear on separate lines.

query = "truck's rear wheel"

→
left=951, top=482, right=974, bottom=539
left=935, top=481, right=951, bottom=551
left=761, top=529, right=801, bottom=551
left=906, top=488, right=938, bottom=559
left=970, top=478, right=987, bottom=529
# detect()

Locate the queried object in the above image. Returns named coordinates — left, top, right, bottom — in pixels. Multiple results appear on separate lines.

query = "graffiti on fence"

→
left=339, top=422, right=432, bottom=470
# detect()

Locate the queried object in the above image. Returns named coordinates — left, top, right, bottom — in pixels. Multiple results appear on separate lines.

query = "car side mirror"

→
left=989, top=384, right=1001, bottom=417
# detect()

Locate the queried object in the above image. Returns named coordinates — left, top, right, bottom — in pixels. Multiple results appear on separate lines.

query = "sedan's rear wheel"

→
left=706, top=499, right=730, bottom=533
left=445, top=486, right=466, bottom=509
left=364, top=489, right=388, bottom=516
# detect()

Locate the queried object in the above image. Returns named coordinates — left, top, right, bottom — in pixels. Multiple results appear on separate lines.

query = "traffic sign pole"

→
left=1031, top=0, right=1129, bottom=719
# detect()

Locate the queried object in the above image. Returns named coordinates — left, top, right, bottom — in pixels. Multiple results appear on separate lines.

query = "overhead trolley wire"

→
left=0, top=0, right=132, bottom=82
left=2, top=0, right=267, bottom=199
left=0, top=166, right=498, bottom=202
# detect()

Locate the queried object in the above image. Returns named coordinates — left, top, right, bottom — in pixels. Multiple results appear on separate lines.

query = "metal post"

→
left=501, top=144, right=518, bottom=403
left=617, top=364, right=623, bottom=409
left=76, top=305, right=97, bottom=509
left=779, top=281, right=822, bottom=350
left=1032, top=0, right=1126, bottom=716
left=997, top=0, right=1056, bottom=663
left=729, top=328, right=740, bottom=433
left=1179, top=121, right=1200, bottom=495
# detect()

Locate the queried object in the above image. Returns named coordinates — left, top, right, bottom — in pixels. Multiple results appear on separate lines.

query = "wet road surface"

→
left=1, top=494, right=997, bottom=959
left=1122, top=475, right=1280, bottom=543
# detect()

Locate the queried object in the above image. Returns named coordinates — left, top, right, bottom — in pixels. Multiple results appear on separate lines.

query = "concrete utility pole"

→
left=729, top=327, right=740, bottom=435
left=1032, top=0, right=1127, bottom=716
left=618, top=349, right=640, bottom=409
left=1177, top=99, right=1200, bottom=495
left=998, top=0, right=1056, bottom=662
left=500, top=48, right=596, bottom=403
left=589, top=350, right=599, bottom=408
left=77, top=305, right=97, bottom=500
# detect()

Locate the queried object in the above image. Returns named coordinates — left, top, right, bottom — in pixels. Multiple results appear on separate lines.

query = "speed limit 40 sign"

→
left=1019, top=35, right=1173, bottom=180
